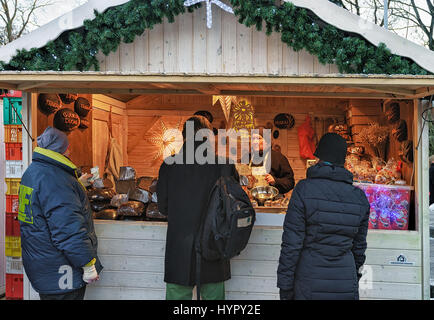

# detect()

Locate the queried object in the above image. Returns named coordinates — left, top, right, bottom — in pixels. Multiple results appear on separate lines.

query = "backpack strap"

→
left=194, top=179, right=222, bottom=300
left=194, top=165, right=232, bottom=300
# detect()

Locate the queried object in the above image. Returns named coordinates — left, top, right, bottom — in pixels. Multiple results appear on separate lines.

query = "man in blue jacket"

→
left=18, top=126, right=103, bottom=300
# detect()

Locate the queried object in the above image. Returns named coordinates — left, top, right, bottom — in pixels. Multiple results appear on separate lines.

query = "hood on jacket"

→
left=37, top=126, right=69, bottom=154
left=32, top=147, right=78, bottom=178
left=307, top=162, right=353, bottom=185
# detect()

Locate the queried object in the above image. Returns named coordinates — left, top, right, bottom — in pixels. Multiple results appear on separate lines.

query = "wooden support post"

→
left=414, top=98, right=430, bottom=299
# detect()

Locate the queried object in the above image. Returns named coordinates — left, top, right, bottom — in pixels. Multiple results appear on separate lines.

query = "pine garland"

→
left=0, top=0, right=429, bottom=75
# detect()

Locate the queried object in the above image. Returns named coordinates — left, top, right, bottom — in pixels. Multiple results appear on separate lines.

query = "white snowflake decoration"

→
left=147, top=119, right=183, bottom=162
left=184, top=0, right=234, bottom=29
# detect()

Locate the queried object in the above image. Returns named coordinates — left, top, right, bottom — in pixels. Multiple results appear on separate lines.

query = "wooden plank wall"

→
left=92, top=95, right=128, bottom=174
left=22, top=222, right=424, bottom=300
left=75, top=222, right=422, bottom=300
left=126, top=95, right=348, bottom=185
left=96, top=6, right=339, bottom=75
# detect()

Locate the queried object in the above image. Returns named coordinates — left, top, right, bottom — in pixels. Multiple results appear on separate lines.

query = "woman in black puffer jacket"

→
left=277, top=133, right=370, bottom=300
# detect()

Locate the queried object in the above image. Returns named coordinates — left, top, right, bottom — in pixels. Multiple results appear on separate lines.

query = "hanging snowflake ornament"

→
left=184, top=0, right=234, bottom=29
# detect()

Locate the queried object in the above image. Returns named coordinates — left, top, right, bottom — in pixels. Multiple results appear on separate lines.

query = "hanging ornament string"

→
left=184, top=0, right=234, bottom=29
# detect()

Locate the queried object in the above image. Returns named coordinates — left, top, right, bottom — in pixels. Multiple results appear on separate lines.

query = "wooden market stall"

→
left=1, top=0, right=434, bottom=300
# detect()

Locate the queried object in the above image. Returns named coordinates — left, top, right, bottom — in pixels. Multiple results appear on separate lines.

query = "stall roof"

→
left=0, top=0, right=433, bottom=75
left=0, top=71, right=433, bottom=100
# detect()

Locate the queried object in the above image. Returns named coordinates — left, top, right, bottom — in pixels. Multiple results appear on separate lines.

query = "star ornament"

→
left=212, top=95, right=238, bottom=122
left=147, top=119, right=183, bottom=163
left=184, top=0, right=234, bottom=29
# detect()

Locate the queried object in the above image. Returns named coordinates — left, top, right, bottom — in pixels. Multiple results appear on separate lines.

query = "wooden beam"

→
left=2, top=72, right=434, bottom=100
left=148, top=82, right=221, bottom=94
left=413, top=87, right=434, bottom=99
left=219, top=90, right=407, bottom=99
left=1, top=72, right=434, bottom=87
left=33, top=84, right=220, bottom=96
left=183, top=83, right=221, bottom=95
left=30, top=87, right=408, bottom=99
left=340, top=84, right=416, bottom=96
left=0, top=82, right=18, bottom=90
left=32, top=88, right=201, bottom=95
left=17, top=82, right=52, bottom=91
left=146, top=83, right=180, bottom=90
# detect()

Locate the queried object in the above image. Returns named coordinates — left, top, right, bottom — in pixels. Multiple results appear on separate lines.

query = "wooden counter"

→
left=23, top=218, right=422, bottom=300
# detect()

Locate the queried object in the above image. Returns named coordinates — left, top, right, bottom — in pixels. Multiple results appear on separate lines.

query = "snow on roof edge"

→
left=0, top=0, right=130, bottom=62
left=287, top=0, right=434, bottom=74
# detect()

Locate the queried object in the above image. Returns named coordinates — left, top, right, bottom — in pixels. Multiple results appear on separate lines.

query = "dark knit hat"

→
left=314, top=133, right=348, bottom=166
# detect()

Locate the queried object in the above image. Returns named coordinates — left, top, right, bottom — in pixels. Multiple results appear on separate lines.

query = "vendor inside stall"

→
left=248, top=127, right=295, bottom=195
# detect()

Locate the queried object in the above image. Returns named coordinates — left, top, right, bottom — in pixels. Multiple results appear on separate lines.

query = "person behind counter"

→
left=18, top=126, right=103, bottom=300
left=277, top=133, right=370, bottom=300
left=157, top=116, right=239, bottom=300
left=249, top=127, right=295, bottom=194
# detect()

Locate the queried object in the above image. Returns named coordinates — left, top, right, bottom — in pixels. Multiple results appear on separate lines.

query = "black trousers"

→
left=39, top=286, right=86, bottom=300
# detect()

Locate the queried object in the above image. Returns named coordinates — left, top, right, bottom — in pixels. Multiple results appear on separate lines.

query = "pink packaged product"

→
left=355, top=183, right=412, bottom=230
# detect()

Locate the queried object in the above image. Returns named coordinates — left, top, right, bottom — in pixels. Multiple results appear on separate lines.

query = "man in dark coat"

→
left=277, top=133, right=370, bottom=300
left=249, top=127, right=295, bottom=194
left=157, top=116, right=239, bottom=300
left=18, top=126, right=103, bottom=300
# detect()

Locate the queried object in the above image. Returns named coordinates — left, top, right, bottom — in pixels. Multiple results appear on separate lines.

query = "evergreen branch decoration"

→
left=0, top=0, right=430, bottom=75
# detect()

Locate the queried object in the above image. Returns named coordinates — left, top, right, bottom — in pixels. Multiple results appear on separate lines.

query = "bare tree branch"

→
left=0, top=0, right=53, bottom=44
left=330, top=0, right=433, bottom=50
left=410, top=0, right=430, bottom=35
left=17, top=0, right=50, bottom=38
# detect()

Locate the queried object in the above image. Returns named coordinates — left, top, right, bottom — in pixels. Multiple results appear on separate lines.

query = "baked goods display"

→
left=86, top=166, right=166, bottom=221
left=346, top=154, right=404, bottom=185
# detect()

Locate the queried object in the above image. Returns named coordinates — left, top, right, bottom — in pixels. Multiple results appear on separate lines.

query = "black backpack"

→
left=194, top=171, right=256, bottom=299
